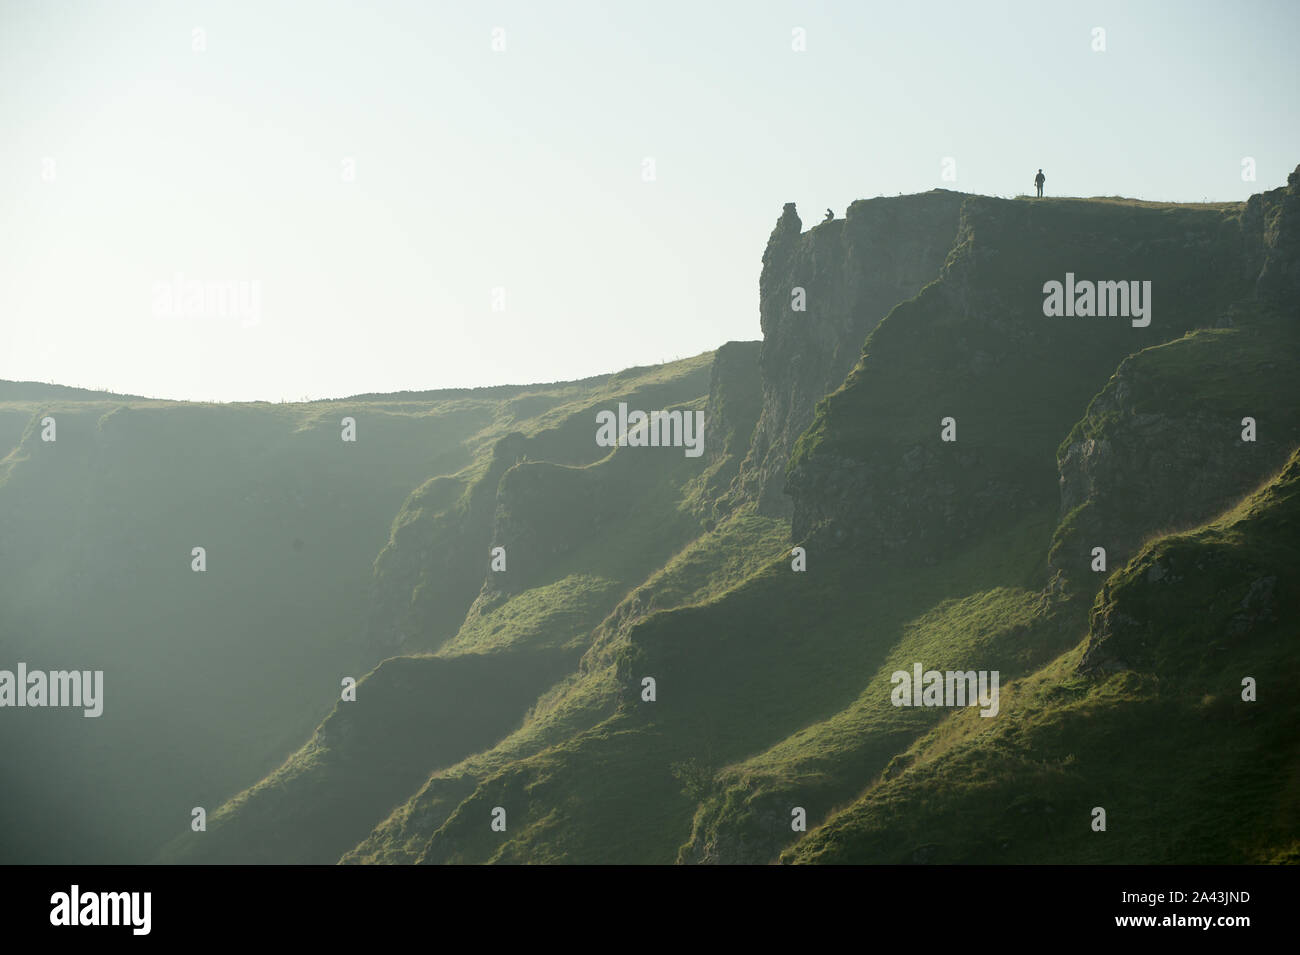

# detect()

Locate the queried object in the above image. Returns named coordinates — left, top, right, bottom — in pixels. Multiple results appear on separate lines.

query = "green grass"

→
left=157, top=649, right=578, bottom=864
left=345, top=504, right=788, bottom=863
left=783, top=449, right=1300, bottom=864
left=382, top=495, right=1056, bottom=865
left=440, top=574, right=624, bottom=656
left=1013, top=195, right=1244, bottom=212
left=1056, top=302, right=1300, bottom=459
left=1046, top=301, right=1300, bottom=598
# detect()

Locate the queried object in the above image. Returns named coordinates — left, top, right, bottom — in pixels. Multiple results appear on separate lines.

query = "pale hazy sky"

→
left=2, top=0, right=1297, bottom=402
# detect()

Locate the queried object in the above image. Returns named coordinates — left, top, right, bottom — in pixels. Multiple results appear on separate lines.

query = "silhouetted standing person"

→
left=1034, top=169, right=1045, bottom=198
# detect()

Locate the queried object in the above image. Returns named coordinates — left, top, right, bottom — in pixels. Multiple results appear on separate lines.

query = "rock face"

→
left=1052, top=388, right=1297, bottom=589
left=784, top=185, right=1296, bottom=565
left=1077, top=449, right=1299, bottom=676
left=366, top=435, right=524, bottom=653
left=737, top=192, right=967, bottom=514
left=1051, top=169, right=1300, bottom=587
left=1251, top=163, right=1300, bottom=305
left=697, top=339, right=764, bottom=518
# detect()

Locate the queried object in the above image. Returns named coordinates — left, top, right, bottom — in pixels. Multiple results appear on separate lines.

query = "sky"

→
left=1, top=0, right=1297, bottom=402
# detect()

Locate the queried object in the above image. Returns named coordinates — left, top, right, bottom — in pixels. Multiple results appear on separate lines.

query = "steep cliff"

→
left=786, top=191, right=1278, bottom=563
left=1050, top=306, right=1299, bottom=591
left=737, top=192, right=966, bottom=514
left=1049, top=169, right=1300, bottom=590
left=692, top=339, right=763, bottom=522
left=1252, top=163, right=1300, bottom=305
left=680, top=174, right=1300, bottom=864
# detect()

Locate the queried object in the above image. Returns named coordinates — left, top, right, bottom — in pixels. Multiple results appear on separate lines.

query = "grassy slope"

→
left=1048, top=302, right=1300, bottom=577
left=1057, top=303, right=1299, bottom=456
left=772, top=294, right=1298, bottom=864
left=404, top=516, right=1068, bottom=865
left=344, top=503, right=788, bottom=863
left=678, top=509, right=1075, bottom=862
left=368, top=355, right=715, bottom=653
left=785, top=447, right=1300, bottom=864
left=0, top=356, right=714, bottom=864
left=0, top=398, right=488, bottom=862
left=153, top=650, right=578, bottom=864
left=159, top=356, right=733, bottom=863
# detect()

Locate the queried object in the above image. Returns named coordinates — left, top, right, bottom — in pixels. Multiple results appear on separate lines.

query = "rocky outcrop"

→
left=737, top=192, right=967, bottom=514
left=1050, top=171, right=1300, bottom=589
left=366, top=435, right=525, bottom=653
left=1077, top=449, right=1299, bottom=675
left=784, top=183, right=1293, bottom=565
left=706, top=341, right=763, bottom=467
left=1051, top=374, right=1297, bottom=588
left=1250, top=163, right=1300, bottom=305
left=696, top=339, right=763, bottom=518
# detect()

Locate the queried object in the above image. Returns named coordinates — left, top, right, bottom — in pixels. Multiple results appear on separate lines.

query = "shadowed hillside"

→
left=0, top=355, right=721, bottom=863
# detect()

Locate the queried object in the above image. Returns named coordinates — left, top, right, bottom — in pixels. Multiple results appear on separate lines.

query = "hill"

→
left=0, top=353, right=719, bottom=862
left=5, top=166, right=1297, bottom=865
